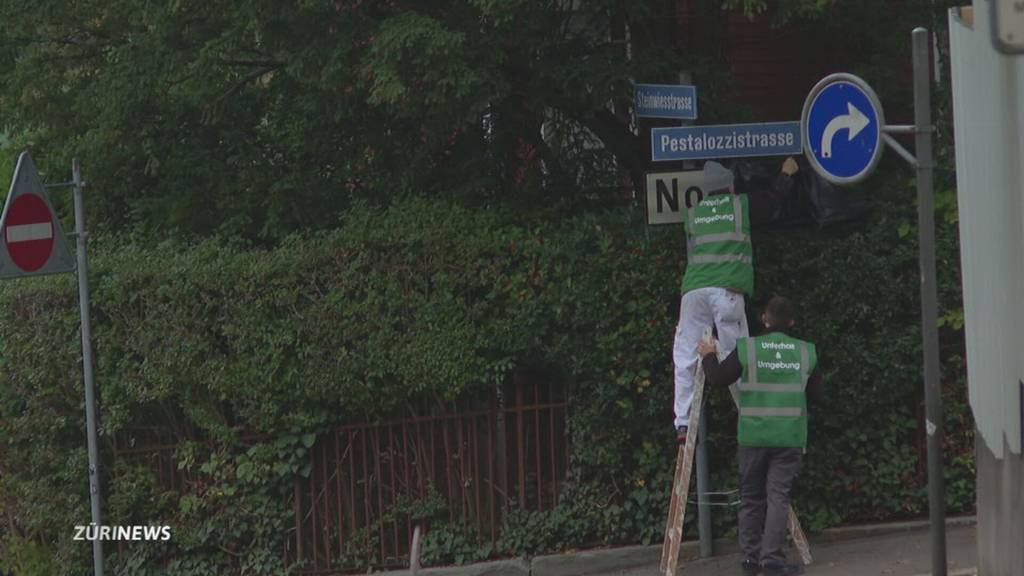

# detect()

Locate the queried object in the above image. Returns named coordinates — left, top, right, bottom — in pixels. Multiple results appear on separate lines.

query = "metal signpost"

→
left=801, top=28, right=946, bottom=576
left=646, top=106, right=805, bottom=561
left=73, top=159, right=104, bottom=576
left=645, top=163, right=727, bottom=561
left=635, top=83, right=698, bottom=120
left=0, top=153, right=104, bottom=576
left=651, top=121, right=802, bottom=162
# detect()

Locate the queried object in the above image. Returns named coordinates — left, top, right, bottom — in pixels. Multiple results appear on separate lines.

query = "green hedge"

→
left=0, top=192, right=972, bottom=574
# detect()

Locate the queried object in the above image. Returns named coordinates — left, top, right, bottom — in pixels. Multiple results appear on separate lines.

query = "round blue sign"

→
left=801, top=74, right=885, bottom=185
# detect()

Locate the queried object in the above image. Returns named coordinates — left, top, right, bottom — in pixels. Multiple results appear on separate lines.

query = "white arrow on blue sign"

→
left=801, top=74, right=885, bottom=184
left=634, top=83, right=698, bottom=120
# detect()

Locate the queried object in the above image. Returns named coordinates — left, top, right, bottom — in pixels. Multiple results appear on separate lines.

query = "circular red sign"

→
left=3, top=194, right=56, bottom=272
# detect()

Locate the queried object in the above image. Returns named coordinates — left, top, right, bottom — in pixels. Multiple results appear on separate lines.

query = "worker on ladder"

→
left=672, top=157, right=800, bottom=444
left=672, top=160, right=754, bottom=445
left=697, top=296, right=824, bottom=576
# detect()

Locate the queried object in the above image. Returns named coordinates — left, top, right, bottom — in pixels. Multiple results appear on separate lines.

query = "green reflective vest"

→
left=680, top=193, right=754, bottom=296
left=736, top=333, right=817, bottom=448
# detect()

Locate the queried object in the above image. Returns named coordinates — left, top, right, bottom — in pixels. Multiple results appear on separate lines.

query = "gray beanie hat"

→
left=702, top=161, right=734, bottom=192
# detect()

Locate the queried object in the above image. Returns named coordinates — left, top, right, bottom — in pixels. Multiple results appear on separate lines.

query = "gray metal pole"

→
left=695, top=411, right=712, bottom=557
left=912, top=27, right=946, bottom=576
left=686, top=62, right=708, bottom=557
left=73, top=159, right=104, bottom=576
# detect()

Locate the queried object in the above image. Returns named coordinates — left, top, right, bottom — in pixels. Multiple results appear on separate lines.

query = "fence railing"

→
left=113, top=380, right=570, bottom=573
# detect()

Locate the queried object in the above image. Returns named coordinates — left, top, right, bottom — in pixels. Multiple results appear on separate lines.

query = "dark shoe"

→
left=676, top=425, right=688, bottom=444
left=761, top=563, right=804, bottom=576
left=741, top=559, right=760, bottom=575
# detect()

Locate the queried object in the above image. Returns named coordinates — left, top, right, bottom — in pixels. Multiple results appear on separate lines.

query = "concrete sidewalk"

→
left=375, top=517, right=976, bottom=576
left=595, top=522, right=977, bottom=576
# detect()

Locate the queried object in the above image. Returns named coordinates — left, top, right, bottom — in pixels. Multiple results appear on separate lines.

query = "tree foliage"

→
left=0, top=192, right=971, bottom=573
left=0, top=0, right=975, bottom=573
left=0, top=0, right=901, bottom=242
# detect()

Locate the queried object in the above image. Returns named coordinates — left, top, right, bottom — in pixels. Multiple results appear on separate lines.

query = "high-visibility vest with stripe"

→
left=680, top=193, right=753, bottom=296
left=736, top=333, right=817, bottom=448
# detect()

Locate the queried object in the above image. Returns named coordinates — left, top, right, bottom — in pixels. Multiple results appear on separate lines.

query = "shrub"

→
left=0, top=191, right=971, bottom=572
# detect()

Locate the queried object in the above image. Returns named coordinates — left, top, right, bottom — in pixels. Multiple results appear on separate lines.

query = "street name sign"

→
left=801, top=74, right=884, bottom=184
left=0, top=152, right=75, bottom=278
left=645, top=170, right=706, bottom=225
left=635, top=83, right=698, bottom=119
left=651, top=122, right=802, bottom=162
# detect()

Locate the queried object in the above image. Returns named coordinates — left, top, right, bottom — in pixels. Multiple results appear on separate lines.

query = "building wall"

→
left=720, top=14, right=829, bottom=121
left=976, top=434, right=1024, bottom=576
left=674, top=1, right=833, bottom=121
left=949, top=4, right=1024, bottom=460
left=949, top=5, right=1024, bottom=575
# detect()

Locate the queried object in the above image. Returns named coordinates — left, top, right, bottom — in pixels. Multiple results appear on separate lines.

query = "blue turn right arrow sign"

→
left=802, top=74, right=885, bottom=185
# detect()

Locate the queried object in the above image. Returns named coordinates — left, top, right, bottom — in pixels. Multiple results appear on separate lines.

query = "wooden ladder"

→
left=659, top=332, right=812, bottom=575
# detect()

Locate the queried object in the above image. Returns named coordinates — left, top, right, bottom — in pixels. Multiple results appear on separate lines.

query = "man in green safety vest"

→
left=697, top=296, right=823, bottom=576
left=672, top=160, right=754, bottom=444
left=673, top=158, right=800, bottom=444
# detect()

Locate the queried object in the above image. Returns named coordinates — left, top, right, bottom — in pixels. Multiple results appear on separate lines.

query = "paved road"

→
left=596, top=523, right=976, bottom=576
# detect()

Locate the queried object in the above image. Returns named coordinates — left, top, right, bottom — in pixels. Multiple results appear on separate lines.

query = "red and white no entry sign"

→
left=0, top=152, right=75, bottom=278
left=0, top=153, right=101, bottom=574
left=4, top=193, right=56, bottom=272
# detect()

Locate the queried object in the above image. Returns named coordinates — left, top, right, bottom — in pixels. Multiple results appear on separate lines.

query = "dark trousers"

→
left=738, top=445, right=803, bottom=566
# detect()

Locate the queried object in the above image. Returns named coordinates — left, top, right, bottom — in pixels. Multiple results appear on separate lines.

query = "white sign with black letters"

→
left=645, top=171, right=706, bottom=225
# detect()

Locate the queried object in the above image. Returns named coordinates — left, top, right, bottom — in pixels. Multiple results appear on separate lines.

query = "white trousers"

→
left=672, top=286, right=749, bottom=428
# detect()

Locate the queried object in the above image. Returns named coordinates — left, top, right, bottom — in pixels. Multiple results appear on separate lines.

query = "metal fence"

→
left=113, top=380, right=570, bottom=573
